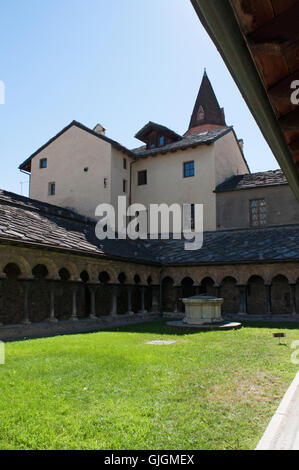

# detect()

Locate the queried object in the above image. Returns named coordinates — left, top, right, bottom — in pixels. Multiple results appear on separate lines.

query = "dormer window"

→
left=149, top=136, right=156, bottom=149
left=159, top=135, right=165, bottom=147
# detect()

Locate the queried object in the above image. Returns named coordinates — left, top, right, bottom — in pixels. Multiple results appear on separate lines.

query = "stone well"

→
left=167, top=295, right=242, bottom=331
left=183, top=295, right=223, bottom=325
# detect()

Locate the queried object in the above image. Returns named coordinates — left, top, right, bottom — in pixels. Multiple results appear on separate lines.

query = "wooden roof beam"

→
left=279, top=108, right=299, bottom=131
left=248, top=36, right=299, bottom=56
left=268, top=71, right=299, bottom=107
left=249, top=2, right=299, bottom=43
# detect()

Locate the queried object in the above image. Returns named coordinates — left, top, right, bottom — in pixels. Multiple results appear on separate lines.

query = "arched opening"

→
left=32, top=264, right=48, bottom=279
left=80, top=271, right=90, bottom=318
left=296, top=277, right=299, bottom=316
left=97, top=271, right=112, bottom=316
left=4, top=263, right=21, bottom=279
left=30, top=264, right=50, bottom=322
left=56, top=268, right=72, bottom=320
left=0, top=263, right=23, bottom=325
left=200, top=277, right=216, bottom=296
left=145, top=276, right=153, bottom=312
left=181, top=277, right=194, bottom=312
left=221, top=277, right=239, bottom=314
left=132, top=274, right=142, bottom=313
left=271, top=275, right=291, bottom=314
left=162, top=277, right=175, bottom=312
left=99, top=271, right=110, bottom=284
left=59, top=268, right=70, bottom=281
left=117, top=273, right=128, bottom=315
left=247, top=276, right=266, bottom=314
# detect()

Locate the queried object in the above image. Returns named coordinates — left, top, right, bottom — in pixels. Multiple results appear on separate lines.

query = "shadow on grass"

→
left=104, top=319, right=299, bottom=337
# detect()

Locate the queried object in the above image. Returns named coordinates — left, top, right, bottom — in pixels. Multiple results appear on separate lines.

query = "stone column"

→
left=49, top=283, right=58, bottom=323
left=151, top=285, right=160, bottom=313
left=0, top=273, right=6, bottom=326
left=238, top=285, right=247, bottom=315
left=265, top=284, right=272, bottom=316
left=88, top=285, right=98, bottom=319
left=290, top=284, right=297, bottom=317
left=22, top=281, right=32, bottom=325
left=194, top=285, right=200, bottom=296
left=174, top=286, right=180, bottom=313
left=139, top=286, right=147, bottom=314
left=71, top=285, right=79, bottom=321
left=127, top=285, right=134, bottom=315
left=111, top=285, right=118, bottom=317
left=215, top=285, right=221, bottom=299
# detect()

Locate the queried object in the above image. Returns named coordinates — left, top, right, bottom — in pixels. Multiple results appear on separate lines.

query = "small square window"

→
left=184, top=161, right=195, bottom=178
left=123, top=158, right=127, bottom=170
left=48, top=182, right=56, bottom=196
left=138, top=170, right=147, bottom=186
left=123, top=179, right=127, bottom=193
left=40, top=158, right=47, bottom=169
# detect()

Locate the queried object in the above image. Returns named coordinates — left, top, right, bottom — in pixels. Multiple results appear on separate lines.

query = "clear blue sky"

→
left=0, top=0, right=279, bottom=196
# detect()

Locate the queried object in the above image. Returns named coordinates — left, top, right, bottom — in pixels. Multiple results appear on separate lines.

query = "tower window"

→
left=138, top=170, right=147, bottom=186
left=184, top=161, right=195, bottom=178
left=250, top=199, right=267, bottom=228
left=39, top=158, right=47, bottom=169
left=48, top=182, right=56, bottom=196
left=197, top=105, right=205, bottom=122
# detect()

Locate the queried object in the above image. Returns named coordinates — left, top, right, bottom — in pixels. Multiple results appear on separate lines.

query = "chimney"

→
left=238, top=139, right=244, bottom=152
left=93, top=124, right=106, bottom=136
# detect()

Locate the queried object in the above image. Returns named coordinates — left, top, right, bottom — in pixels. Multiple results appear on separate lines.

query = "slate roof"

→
left=143, top=225, right=299, bottom=265
left=0, top=190, right=298, bottom=266
left=133, top=127, right=232, bottom=158
left=0, top=190, right=155, bottom=264
left=215, top=169, right=288, bottom=192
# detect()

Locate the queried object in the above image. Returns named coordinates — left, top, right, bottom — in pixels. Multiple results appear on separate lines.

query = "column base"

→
left=48, top=318, right=58, bottom=323
left=22, top=320, right=31, bottom=325
left=88, top=315, right=98, bottom=320
left=70, top=316, right=79, bottom=322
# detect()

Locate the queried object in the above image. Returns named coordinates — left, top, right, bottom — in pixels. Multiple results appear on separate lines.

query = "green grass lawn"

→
left=0, top=320, right=298, bottom=450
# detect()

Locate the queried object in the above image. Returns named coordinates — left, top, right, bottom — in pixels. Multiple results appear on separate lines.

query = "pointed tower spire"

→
left=186, top=71, right=227, bottom=136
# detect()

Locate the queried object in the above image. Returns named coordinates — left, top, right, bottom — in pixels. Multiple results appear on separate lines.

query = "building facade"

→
left=0, top=73, right=298, bottom=338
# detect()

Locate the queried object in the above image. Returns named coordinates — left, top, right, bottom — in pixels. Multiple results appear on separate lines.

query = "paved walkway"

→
left=256, top=370, right=299, bottom=450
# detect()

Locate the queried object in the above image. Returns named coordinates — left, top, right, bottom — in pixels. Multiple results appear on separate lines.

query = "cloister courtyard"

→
left=0, top=320, right=298, bottom=450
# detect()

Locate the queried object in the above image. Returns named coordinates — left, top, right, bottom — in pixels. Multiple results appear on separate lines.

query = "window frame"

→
left=48, top=182, right=56, bottom=196
left=137, top=170, right=147, bottom=186
left=123, top=158, right=127, bottom=170
left=39, top=158, right=47, bottom=169
left=123, top=179, right=127, bottom=193
left=249, top=198, right=267, bottom=228
left=183, top=161, right=195, bottom=178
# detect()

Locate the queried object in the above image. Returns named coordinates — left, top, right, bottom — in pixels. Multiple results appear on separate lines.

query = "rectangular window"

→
left=184, top=161, right=195, bottom=178
left=250, top=199, right=267, bottom=228
left=123, top=179, right=127, bottom=193
left=39, top=158, right=47, bottom=169
left=123, top=158, right=127, bottom=170
left=48, top=182, right=56, bottom=196
left=138, top=170, right=147, bottom=186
